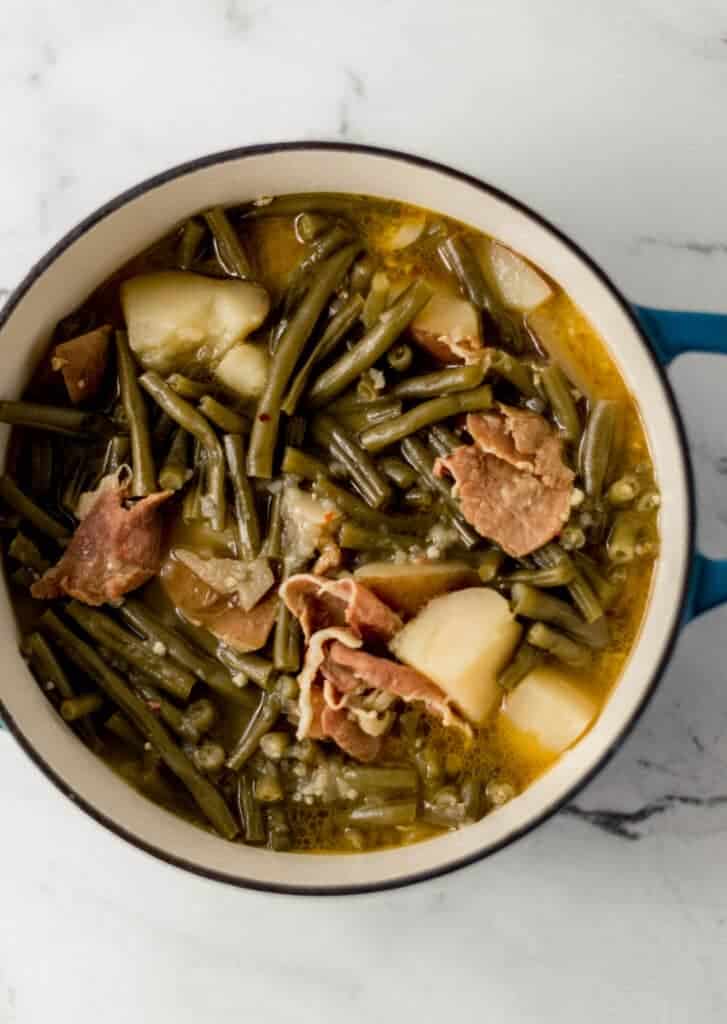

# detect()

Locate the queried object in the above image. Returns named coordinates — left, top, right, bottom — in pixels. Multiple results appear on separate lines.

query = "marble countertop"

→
left=2, top=2, right=727, bottom=1021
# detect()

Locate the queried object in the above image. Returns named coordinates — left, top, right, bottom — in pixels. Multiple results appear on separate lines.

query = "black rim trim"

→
left=0, top=140, right=696, bottom=896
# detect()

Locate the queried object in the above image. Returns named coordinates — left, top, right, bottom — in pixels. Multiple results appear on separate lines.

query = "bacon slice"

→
left=31, top=479, right=171, bottom=606
left=280, top=574, right=402, bottom=645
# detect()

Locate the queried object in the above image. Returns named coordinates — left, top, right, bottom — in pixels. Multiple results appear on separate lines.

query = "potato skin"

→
left=354, top=561, right=478, bottom=618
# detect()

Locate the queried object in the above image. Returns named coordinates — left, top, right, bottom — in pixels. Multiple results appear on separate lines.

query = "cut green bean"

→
left=313, top=477, right=433, bottom=535
left=541, top=364, right=581, bottom=443
left=158, top=428, right=190, bottom=491
left=377, top=455, right=418, bottom=490
left=0, top=475, right=70, bottom=541
left=294, top=212, right=331, bottom=243
left=339, top=800, right=418, bottom=828
left=192, top=741, right=226, bottom=775
left=227, top=690, right=282, bottom=771
left=427, top=424, right=462, bottom=457
left=560, top=524, right=586, bottom=551
left=282, top=293, right=364, bottom=416
left=0, top=400, right=111, bottom=438
left=527, top=622, right=591, bottom=668
left=437, top=235, right=490, bottom=309
left=361, top=385, right=492, bottom=453
left=391, top=361, right=487, bottom=400
left=532, top=543, right=604, bottom=623
left=488, top=349, right=538, bottom=397
left=244, top=193, right=377, bottom=218
left=262, top=488, right=283, bottom=559
left=281, top=446, right=328, bottom=480
left=339, top=521, right=420, bottom=552
left=361, top=271, right=390, bottom=329
left=67, top=602, right=195, bottom=702
left=177, top=218, right=206, bottom=270
left=248, top=244, right=359, bottom=477
left=151, top=409, right=175, bottom=446
left=216, top=647, right=275, bottom=688
left=579, top=400, right=618, bottom=498
left=571, top=551, right=623, bottom=609
left=25, top=631, right=74, bottom=700
left=510, top=583, right=609, bottom=649
left=9, top=532, right=50, bottom=574
left=167, top=374, right=207, bottom=400
left=504, top=563, right=577, bottom=587
left=309, top=278, right=432, bottom=408
left=402, top=486, right=433, bottom=511
left=387, top=343, right=413, bottom=373
left=477, top=548, right=505, bottom=583
left=106, top=434, right=130, bottom=473
left=607, top=474, right=640, bottom=506
left=30, top=436, right=54, bottom=496
left=223, top=434, right=261, bottom=561
left=237, top=771, right=265, bottom=843
left=203, top=206, right=252, bottom=279
left=273, top=568, right=301, bottom=672
left=266, top=805, right=292, bottom=851
left=399, top=437, right=480, bottom=548
left=40, top=609, right=238, bottom=839
left=199, top=396, right=249, bottom=434
left=116, top=331, right=157, bottom=497
left=607, top=510, right=643, bottom=564
left=497, top=642, right=544, bottom=690
left=333, top=400, right=403, bottom=434
left=60, top=693, right=104, bottom=721
left=105, top=711, right=145, bottom=751
left=341, top=766, right=418, bottom=795
left=139, top=372, right=225, bottom=530
left=311, top=414, right=392, bottom=509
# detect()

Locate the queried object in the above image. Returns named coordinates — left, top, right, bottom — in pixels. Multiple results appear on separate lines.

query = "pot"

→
left=1, top=142, right=725, bottom=894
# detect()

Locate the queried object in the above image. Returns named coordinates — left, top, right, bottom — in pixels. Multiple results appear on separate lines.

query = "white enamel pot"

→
left=1, top=142, right=724, bottom=896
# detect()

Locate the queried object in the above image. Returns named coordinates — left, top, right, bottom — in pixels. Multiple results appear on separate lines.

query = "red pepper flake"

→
left=148, top=701, right=161, bottom=712
left=258, top=413, right=271, bottom=422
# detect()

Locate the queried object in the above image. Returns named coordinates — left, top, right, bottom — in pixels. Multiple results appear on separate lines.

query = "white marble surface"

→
left=1, top=2, right=727, bottom=1021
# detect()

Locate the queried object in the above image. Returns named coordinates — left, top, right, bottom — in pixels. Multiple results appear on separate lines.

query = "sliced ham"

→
left=31, top=479, right=171, bottom=605
left=280, top=574, right=402, bottom=645
left=319, top=705, right=382, bottom=763
left=51, top=326, right=111, bottom=404
left=435, top=408, right=574, bottom=557
left=159, top=557, right=278, bottom=653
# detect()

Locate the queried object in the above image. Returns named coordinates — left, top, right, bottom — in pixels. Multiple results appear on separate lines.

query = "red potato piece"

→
left=159, top=557, right=277, bottom=653
left=280, top=574, right=402, bottom=645
left=410, top=294, right=483, bottom=364
left=52, top=326, right=112, bottom=404
left=31, top=480, right=172, bottom=606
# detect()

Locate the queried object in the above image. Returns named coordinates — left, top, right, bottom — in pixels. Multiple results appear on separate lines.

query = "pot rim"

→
left=0, top=140, right=696, bottom=896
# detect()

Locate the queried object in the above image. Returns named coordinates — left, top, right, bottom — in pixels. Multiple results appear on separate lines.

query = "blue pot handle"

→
left=634, top=305, right=727, bottom=620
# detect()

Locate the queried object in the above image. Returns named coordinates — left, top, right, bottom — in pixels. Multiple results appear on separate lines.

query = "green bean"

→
left=25, top=631, right=74, bottom=700
left=199, top=396, right=249, bottom=434
left=607, top=473, right=640, bottom=506
left=266, top=805, right=292, bottom=851
left=510, top=583, right=609, bottom=649
left=313, top=477, right=433, bottom=535
left=223, top=434, right=261, bottom=561
left=30, top=436, right=54, bottom=496
left=527, top=622, right=591, bottom=668
left=361, top=385, right=493, bottom=453
left=377, top=455, right=418, bottom=490
left=0, top=401, right=111, bottom=438
left=105, top=711, right=145, bottom=751
left=281, top=446, right=328, bottom=480
left=560, top=524, right=586, bottom=550
left=532, top=543, right=604, bottom=623
left=40, top=609, right=238, bottom=838
left=158, top=428, right=190, bottom=491
left=281, top=293, right=364, bottom=415
left=541, top=364, right=581, bottom=443
left=476, top=548, right=505, bottom=583
left=151, top=409, right=175, bottom=446
left=60, top=693, right=104, bottom=721
left=11, top=567, right=36, bottom=589
left=192, top=741, right=226, bottom=775
left=399, top=437, right=480, bottom=549
left=338, top=521, right=420, bottom=552
left=118, top=599, right=255, bottom=707
left=309, top=278, right=432, bottom=408
left=420, top=799, right=467, bottom=829
left=203, top=206, right=252, bottom=278
left=176, top=217, right=206, bottom=270
left=387, top=343, right=413, bottom=373
left=571, top=552, right=623, bottom=609
left=244, top=193, right=376, bottom=218
left=339, top=800, right=418, bottom=828
left=349, top=252, right=376, bottom=294
left=116, top=331, right=157, bottom=497
left=333, top=401, right=403, bottom=435
left=140, top=371, right=225, bottom=530
left=402, top=486, right=434, bottom=511
left=488, top=349, right=538, bottom=397
left=167, top=374, right=207, bottom=400
left=391, top=362, right=487, bottom=400
left=9, top=532, right=50, bottom=574
left=237, top=771, right=265, bottom=843
left=311, top=414, right=392, bottom=509
left=294, top=212, right=331, bottom=243
left=341, top=766, right=418, bottom=795
left=497, top=641, right=544, bottom=690
left=427, top=424, right=462, bottom=457
left=67, top=602, right=195, bottom=702
left=0, top=475, right=69, bottom=541
left=361, top=271, right=390, bottom=329
left=437, top=235, right=490, bottom=308
left=504, top=563, right=577, bottom=587
left=183, top=699, right=217, bottom=739
left=136, top=683, right=191, bottom=739
left=262, top=488, right=283, bottom=559
left=255, top=761, right=284, bottom=803
left=227, top=690, right=282, bottom=771
left=106, top=434, right=130, bottom=473
left=607, top=510, right=643, bottom=564
left=248, top=244, right=359, bottom=478
left=579, top=400, right=618, bottom=498
left=273, top=568, right=301, bottom=672
left=355, top=374, right=379, bottom=401
left=216, top=647, right=275, bottom=688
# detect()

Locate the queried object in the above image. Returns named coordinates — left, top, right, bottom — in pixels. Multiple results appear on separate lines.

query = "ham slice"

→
left=52, top=326, right=111, bottom=404
left=280, top=574, right=402, bottom=645
left=436, top=408, right=574, bottom=557
left=31, top=479, right=171, bottom=605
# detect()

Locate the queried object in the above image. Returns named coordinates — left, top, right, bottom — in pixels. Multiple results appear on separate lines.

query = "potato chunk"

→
left=474, top=239, right=552, bottom=312
left=410, top=293, right=482, bottom=363
left=213, top=341, right=269, bottom=400
left=354, top=561, right=478, bottom=618
left=389, top=587, right=521, bottom=724
left=121, top=271, right=269, bottom=375
left=501, top=666, right=597, bottom=754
